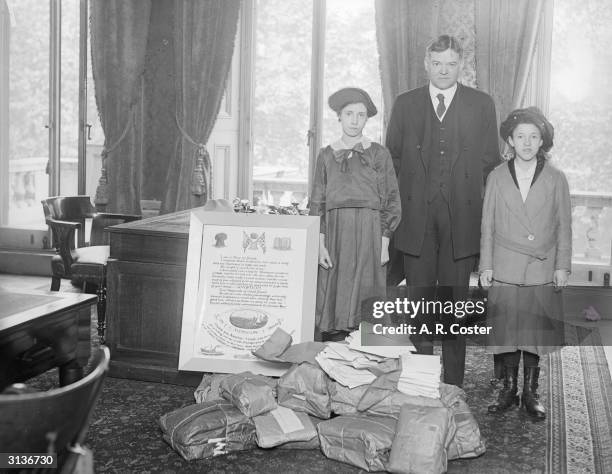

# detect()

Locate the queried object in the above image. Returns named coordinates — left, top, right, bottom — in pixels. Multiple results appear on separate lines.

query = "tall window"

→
left=251, top=0, right=382, bottom=206
left=252, top=0, right=313, bottom=206
left=322, top=0, right=382, bottom=147
left=550, top=0, right=612, bottom=269
left=60, top=0, right=80, bottom=197
left=2, top=0, right=50, bottom=227
left=0, top=0, right=89, bottom=234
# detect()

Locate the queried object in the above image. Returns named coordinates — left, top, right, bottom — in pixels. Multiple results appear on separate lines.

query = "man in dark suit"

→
left=386, top=35, right=500, bottom=387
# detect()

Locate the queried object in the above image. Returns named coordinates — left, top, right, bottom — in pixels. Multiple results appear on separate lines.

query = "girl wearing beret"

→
left=309, top=87, right=401, bottom=340
left=479, top=107, right=571, bottom=420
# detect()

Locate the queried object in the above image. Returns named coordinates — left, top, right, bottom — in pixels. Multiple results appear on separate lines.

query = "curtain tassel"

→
left=191, top=143, right=210, bottom=197
left=94, top=149, right=110, bottom=206
left=175, top=113, right=211, bottom=199
left=94, top=107, right=135, bottom=208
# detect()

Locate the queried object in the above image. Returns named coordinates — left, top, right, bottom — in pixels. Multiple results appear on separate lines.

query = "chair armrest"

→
left=46, top=218, right=82, bottom=231
left=45, top=219, right=81, bottom=273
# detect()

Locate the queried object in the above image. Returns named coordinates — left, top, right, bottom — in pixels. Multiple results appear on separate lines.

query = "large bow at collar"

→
left=332, top=142, right=369, bottom=172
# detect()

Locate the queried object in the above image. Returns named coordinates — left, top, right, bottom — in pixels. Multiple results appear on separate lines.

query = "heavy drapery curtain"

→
left=161, top=0, right=241, bottom=213
left=375, top=0, right=441, bottom=285
left=375, top=0, right=440, bottom=123
left=474, top=0, right=544, bottom=129
left=90, top=0, right=151, bottom=213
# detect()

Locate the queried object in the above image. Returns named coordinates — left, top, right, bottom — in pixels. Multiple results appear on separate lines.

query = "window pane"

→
left=550, top=0, right=612, bottom=266
left=323, top=0, right=382, bottom=147
left=252, top=0, right=312, bottom=206
left=550, top=0, right=612, bottom=193
left=60, top=0, right=79, bottom=196
left=6, top=0, right=49, bottom=227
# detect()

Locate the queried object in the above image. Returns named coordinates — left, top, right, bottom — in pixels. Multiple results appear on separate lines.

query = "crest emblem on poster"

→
left=243, top=231, right=266, bottom=253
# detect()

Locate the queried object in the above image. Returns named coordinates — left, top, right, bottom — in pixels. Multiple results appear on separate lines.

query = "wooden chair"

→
left=42, top=196, right=141, bottom=343
left=0, top=346, right=110, bottom=474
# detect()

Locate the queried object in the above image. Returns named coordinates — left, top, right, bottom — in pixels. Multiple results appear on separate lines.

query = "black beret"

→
left=500, top=106, right=554, bottom=152
left=328, top=87, right=377, bottom=117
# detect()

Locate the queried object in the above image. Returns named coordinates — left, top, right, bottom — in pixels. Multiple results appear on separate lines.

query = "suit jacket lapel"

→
left=450, top=84, right=469, bottom=171
left=412, top=86, right=430, bottom=172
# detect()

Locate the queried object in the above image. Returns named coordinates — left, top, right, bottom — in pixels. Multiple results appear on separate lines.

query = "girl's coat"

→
left=480, top=160, right=572, bottom=285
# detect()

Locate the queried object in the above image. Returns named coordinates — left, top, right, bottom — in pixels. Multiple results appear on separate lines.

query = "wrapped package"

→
left=439, top=382, right=465, bottom=407
left=277, top=363, right=332, bottom=419
left=252, top=328, right=293, bottom=362
left=195, top=372, right=278, bottom=404
left=219, top=372, right=278, bottom=417
left=280, top=341, right=326, bottom=365
left=357, top=370, right=443, bottom=415
left=194, top=373, right=231, bottom=403
left=446, top=396, right=486, bottom=459
left=277, top=416, right=324, bottom=450
left=158, top=400, right=256, bottom=460
left=317, top=414, right=397, bottom=472
left=435, top=383, right=486, bottom=459
left=252, top=328, right=326, bottom=365
left=329, top=381, right=368, bottom=415
left=253, top=406, right=318, bottom=448
left=388, top=404, right=456, bottom=474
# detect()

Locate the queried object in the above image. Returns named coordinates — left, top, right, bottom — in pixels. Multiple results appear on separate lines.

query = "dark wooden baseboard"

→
left=108, top=359, right=202, bottom=387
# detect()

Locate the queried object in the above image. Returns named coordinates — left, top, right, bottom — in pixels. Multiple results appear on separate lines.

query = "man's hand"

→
left=381, top=236, right=390, bottom=266
left=553, top=269, right=569, bottom=289
left=479, top=269, right=493, bottom=287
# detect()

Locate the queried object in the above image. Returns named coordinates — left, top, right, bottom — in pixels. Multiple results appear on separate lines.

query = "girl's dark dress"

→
left=309, top=138, right=401, bottom=332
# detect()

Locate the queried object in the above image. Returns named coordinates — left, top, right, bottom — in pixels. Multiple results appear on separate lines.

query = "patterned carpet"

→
left=547, top=344, right=612, bottom=474
left=24, top=316, right=612, bottom=473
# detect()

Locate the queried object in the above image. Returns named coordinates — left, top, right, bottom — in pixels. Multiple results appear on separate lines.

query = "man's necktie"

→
left=436, top=93, right=446, bottom=119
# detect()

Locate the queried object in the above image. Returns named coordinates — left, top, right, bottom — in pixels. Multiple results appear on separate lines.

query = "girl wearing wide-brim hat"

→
left=479, top=107, right=572, bottom=420
left=309, top=87, right=401, bottom=340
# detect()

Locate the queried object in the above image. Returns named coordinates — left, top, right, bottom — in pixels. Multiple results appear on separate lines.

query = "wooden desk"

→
left=0, top=290, right=96, bottom=391
left=106, top=210, right=201, bottom=385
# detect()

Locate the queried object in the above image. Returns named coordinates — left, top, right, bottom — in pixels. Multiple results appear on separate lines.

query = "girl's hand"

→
left=318, top=233, right=332, bottom=269
left=479, top=270, right=493, bottom=288
left=381, top=236, right=390, bottom=266
left=319, top=246, right=333, bottom=269
left=553, top=269, right=569, bottom=289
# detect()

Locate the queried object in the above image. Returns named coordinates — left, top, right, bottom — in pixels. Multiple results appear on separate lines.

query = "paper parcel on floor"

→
left=158, top=400, right=256, bottom=460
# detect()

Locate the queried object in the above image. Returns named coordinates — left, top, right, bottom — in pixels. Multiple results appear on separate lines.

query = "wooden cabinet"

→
left=106, top=210, right=201, bottom=385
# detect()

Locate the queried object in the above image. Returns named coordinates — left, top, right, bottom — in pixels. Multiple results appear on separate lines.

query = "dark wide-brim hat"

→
left=500, top=106, right=554, bottom=152
left=328, top=87, right=377, bottom=117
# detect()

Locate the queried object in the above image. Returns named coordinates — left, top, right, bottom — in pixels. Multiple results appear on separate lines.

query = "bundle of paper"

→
left=315, top=344, right=378, bottom=388
left=345, top=325, right=415, bottom=359
left=397, top=353, right=441, bottom=398
left=324, top=342, right=384, bottom=367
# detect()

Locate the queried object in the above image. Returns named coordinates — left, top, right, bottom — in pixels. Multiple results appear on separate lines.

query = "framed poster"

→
left=178, top=210, right=320, bottom=376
